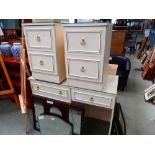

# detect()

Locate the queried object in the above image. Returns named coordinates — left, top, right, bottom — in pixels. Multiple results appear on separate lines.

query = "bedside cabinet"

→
left=63, top=23, right=112, bottom=91
left=23, top=23, right=66, bottom=83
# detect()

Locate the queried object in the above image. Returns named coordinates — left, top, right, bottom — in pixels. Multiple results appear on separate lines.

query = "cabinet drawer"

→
left=67, top=58, right=101, bottom=82
left=71, top=88, right=115, bottom=108
left=29, top=53, right=57, bottom=75
left=66, top=31, right=101, bottom=54
left=30, top=80, right=71, bottom=103
left=24, top=27, right=55, bottom=50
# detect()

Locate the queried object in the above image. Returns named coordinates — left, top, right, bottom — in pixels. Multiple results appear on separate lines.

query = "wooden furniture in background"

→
left=110, top=30, right=127, bottom=56
left=0, top=79, right=4, bottom=89
left=0, top=36, right=5, bottom=43
left=0, top=53, right=19, bottom=106
left=113, top=26, right=128, bottom=30
left=0, top=20, right=32, bottom=45
left=2, top=28, right=21, bottom=45
left=1, top=56, right=32, bottom=107
left=137, top=37, right=149, bottom=59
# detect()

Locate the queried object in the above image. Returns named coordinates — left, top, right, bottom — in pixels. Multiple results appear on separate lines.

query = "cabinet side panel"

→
left=102, top=25, right=112, bottom=84
left=55, top=25, right=66, bottom=82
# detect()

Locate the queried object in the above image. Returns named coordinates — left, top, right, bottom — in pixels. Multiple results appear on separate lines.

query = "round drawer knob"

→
left=37, top=36, right=41, bottom=42
left=90, top=96, right=94, bottom=102
left=81, top=66, right=85, bottom=72
left=80, top=38, right=86, bottom=46
left=59, top=90, right=63, bottom=95
left=36, top=86, right=39, bottom=90
left=40, top=60, right=44, bottom=66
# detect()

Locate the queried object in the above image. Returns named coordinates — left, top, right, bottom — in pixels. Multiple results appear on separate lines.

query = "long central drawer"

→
left=29, top=79, right=71, bottom=103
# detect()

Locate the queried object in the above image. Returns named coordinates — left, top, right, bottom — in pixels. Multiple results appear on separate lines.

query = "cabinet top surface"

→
left=22, top=23, right=112, bottom=27
left=22, top=23, right=61, bottom=26
left=63, top=23, right=112, bottom=27
left=102, top=75, right=118, bottom=95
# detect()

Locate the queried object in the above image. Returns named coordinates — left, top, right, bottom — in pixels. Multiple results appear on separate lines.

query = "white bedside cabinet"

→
left=63, top=23, right=112, bottom=91
left=23, top=23, right=66, bottom=83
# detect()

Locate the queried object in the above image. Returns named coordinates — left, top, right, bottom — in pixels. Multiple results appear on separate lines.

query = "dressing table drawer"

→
left=30, top=79, right=71, bottom=103
left=71, top=88, right=115, bottom=109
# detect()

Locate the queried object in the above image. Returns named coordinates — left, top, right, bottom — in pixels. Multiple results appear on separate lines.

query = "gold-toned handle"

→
left=80, top=38, right=86, bottom=46
left=81, top=66, right=85, bottom=72
left=36, top=85, right=39, bottom=90
left=90, top=96, right=94, bottom=102
left=37, top=36, right=41, bottom=42
left=59, top=90, right=63, bottom=95
left=40, top=60, right=44, bottom=66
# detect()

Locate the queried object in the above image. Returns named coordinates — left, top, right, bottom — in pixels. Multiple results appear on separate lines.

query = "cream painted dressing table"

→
left=30, top=74, right=118, bottom=135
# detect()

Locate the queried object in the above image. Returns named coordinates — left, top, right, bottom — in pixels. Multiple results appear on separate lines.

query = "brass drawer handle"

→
left=40, top=60, right=44, bottom=66
left=80, top=38, right=86, bottom=46
left=89, top=96, right=94, bottom=102
left=59, top=90, right=63, bottom=95
left=37, top=36, right=41, bottom=42
left=36, top=85, right=39, bottom=90
left=81, top=66, right=85, bottom=72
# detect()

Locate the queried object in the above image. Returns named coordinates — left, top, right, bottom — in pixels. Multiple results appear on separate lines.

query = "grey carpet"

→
left=0, top=99, right=39, bottom=135
left=117, top=53, right=155, bottom=135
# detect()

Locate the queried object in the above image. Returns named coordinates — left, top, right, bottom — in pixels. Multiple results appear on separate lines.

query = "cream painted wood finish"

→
left=24, top=26, right=55, bottom=51
left=29, top=77, right=71, bottom=103
left=63, top=23, right=112, bottom=90
left=67, top=32, right=101, bottom=53
left=29, top=74, right=118, bottom=134
left=68, top=58, right=100, bottom=81
left=71, top=88, right=115, bottom=109
left=28, top=52, right=57, bottom=74
left=23, top=23, right=66, bottom=83
left=70, top=75, right=118, bottom=109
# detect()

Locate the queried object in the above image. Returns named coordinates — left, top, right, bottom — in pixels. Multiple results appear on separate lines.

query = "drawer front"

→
left=71, top=88, right=115, bottom=108
left=29, top=53, right=57, bottom=75
left=25, top=27, right=55, bottom=50
left=67, top=58, right=101, bottom=81
left=66, top=32, right=101, bottom=53
left=31, top=81, right=71, bottom=103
